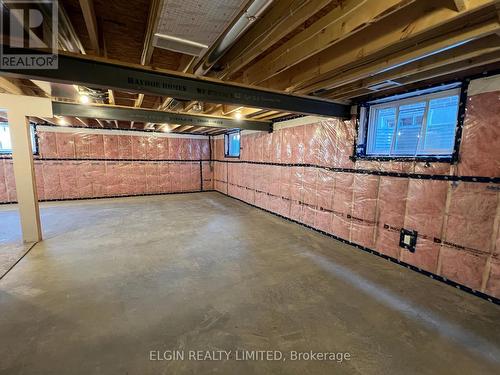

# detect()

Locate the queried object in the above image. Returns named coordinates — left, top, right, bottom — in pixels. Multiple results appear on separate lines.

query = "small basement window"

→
left=357, top=87, right=462, bottom=160
left=0, top=122, right=38, bottom=154
left=224, top=131, right=240, bottom=158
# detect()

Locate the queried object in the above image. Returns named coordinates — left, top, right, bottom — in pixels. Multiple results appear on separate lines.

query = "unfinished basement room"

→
left=0, top=0, right=499, bottom=374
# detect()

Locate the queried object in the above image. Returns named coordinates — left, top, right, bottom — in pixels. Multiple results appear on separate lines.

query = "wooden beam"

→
left=263, top=0, right=498, bottom=93
left=250, top=110, right=279, bottom=119
left=135, top=94, right=145, bottom=108
left=0, top=77, right=24, bottom=95
left=75, top=117, right=89, bottom=126
left=221, top=105, right=243, bottom=116
left=323, top=35, right=500, bottom=99
left=260, top=112, right=291, bottom=120
left=243, top=0, right=415, bottom=85
left=136, top=0, right=163, bottom=109
left=140, top=0, right=163, bottom=66
left=79, top=0, right=100, bottom=55
left=445, top=0, right=468, bottom=11
left=217, top=0, right=333, bottom=80
left=30, top=80, right=51, bottom=96
left=340, top=49, right=500, bottom=99
left=175, top=125, right=195, bottom=132
left=305, top=16, right=500, bottom=95
left=382, top=49, right=500, bottom=86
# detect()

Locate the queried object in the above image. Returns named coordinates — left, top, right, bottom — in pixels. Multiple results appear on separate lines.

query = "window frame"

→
left=355, top=85, right=466, bottom=163
left=0, top=122, right=39, bottom=155
left=224, top=130, right=241, bottom=158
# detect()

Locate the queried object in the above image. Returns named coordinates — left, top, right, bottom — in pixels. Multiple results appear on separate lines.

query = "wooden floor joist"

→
left=323, top=35, right=500, bottom=99
left=255, top=0, right=498, bottom=93
left=241, top=0, right=415, bottom=86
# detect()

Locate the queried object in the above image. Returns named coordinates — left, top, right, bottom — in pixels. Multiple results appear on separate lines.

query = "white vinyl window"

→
left=364, top=88, right=460, bottom=158
left=0, top=122, right=37, bottom=154
left=224, top=131, right=240, bottom=158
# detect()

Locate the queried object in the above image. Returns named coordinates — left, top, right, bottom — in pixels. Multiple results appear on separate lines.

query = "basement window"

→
left=225, top=131, right=240, bottom=158
left=0, top=122, right=38, bottom=154
left=356, top=86, right=462, bottom=160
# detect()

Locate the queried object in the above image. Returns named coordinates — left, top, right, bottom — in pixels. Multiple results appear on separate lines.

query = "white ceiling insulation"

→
left=155, top=0, right=247, bottom=56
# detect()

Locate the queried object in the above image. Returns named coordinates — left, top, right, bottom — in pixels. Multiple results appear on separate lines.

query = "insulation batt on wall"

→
left=212, top=77, right=500, bottom=300
left=0, top=128, right=213, bottom=203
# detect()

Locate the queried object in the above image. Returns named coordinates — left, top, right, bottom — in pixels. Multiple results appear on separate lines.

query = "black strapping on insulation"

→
left=36, top=157, right=209, bottom=162
left=199, top=161, right=203, bottom=191
left=2, top=184, right=496, bottom=304
left=0, top=190, right=215, bottom=205
left=215, top=190, right=500, bottom=306
left=1, top=156, right=209, bottom=163
left=1, top=156, right=498, bottom=182
left=452, top=79, right=471, bottom=163
left=0, top=156, right=497, bottom=206
left=211, top=159, right=499, bottom=183
left=214, top=178, right=496, bottom=258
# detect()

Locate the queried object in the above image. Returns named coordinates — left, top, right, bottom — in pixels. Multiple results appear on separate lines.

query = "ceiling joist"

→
left=242, top=0, right=415, bottom=86
left=252, top=0, right=498, bottom=93
left=312, top=15, right=500, bottom=97
left=324, top=35, right=500, bottom=99
left=216, top=0, right=333, bottom=80
left=78, top=0, right=100, bottom=55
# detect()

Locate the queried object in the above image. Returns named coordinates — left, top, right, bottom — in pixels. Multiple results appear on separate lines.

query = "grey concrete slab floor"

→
left=0, top=192, right=499, bottom=374
left=0, top=204, right=34, bottom=277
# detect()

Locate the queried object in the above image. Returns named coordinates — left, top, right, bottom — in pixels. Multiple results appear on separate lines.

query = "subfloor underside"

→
left=0, top=192, right=499, bottom=374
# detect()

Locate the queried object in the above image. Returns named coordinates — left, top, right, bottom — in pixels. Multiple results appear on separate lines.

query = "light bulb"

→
left=79, top=95, right=90, bottom=104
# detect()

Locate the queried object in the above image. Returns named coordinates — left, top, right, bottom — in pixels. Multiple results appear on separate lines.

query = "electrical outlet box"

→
left=399, top=228, right=418, bottom=253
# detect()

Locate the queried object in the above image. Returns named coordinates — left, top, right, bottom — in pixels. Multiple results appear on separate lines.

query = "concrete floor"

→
left=0, top=193, right=499, bottom=375
left=0, top=205, right=35, bottom=277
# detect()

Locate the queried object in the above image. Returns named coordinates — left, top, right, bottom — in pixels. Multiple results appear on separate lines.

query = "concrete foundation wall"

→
left=212, top=86, right=500, bottom=299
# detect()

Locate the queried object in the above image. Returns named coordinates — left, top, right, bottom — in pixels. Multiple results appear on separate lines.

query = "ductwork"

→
left=193, top=0, right=274, bottom=76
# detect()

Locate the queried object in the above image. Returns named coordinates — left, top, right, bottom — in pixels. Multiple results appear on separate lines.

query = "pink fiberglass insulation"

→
left=351, top=174, right=379, bottom=249
left=0, top=129, right=208, bottom=204
left=331, top=172, right=353, bottom=241
left=103, top=135, right=119, bottom=159
left=202, top=162, right=214, bottom=191
left=0, top=159, right=7, bottom=202
left=458, top=92, right=500, bottom=177
left=486, top=259, right=500, bottom=298
left=280, top=127, right=292, bottom=163
left=38, top=131, right=57, bottom=158
left=1, top=82, right=499, bottom=300
left=118, top=136, right=133, bottom=159
left=74, top=133, right=92, bottom=159
left=4, top=160, right=16, bottom=202
left=445, top=183, right=497, bottom=252
left=212, top=86, right=500, bottom=299
left=55, top=132, right=76, bottom=158
left=375, top=177, right=409, bottom=259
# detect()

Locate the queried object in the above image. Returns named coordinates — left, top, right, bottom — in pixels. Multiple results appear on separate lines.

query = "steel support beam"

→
left=0, top=51, right=351, bottom=118
left=52, top=102, right=272, bottom=131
